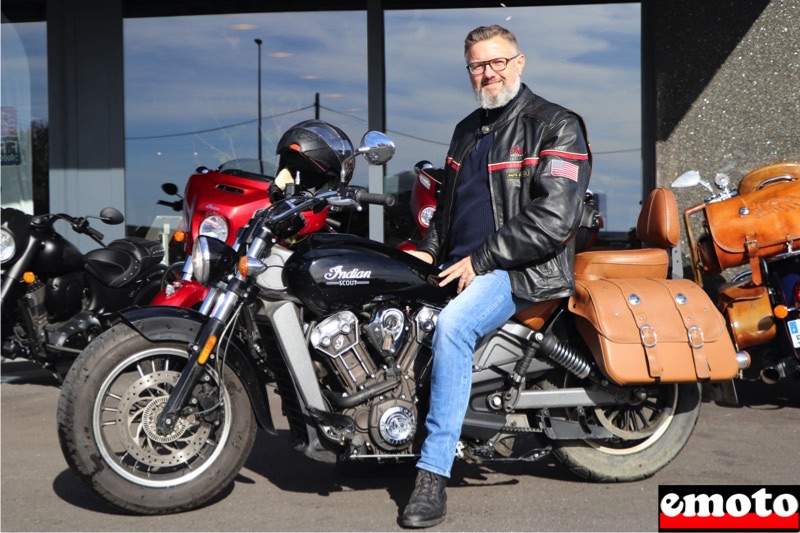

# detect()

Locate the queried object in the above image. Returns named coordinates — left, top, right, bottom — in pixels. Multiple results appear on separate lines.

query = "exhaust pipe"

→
left=760, top=357, right=796, bottom=385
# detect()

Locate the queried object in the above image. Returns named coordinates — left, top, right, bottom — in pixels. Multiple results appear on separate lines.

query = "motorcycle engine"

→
left=310, top=306, right=432, bottom=454
left=46, top=272, right=85, bottom=321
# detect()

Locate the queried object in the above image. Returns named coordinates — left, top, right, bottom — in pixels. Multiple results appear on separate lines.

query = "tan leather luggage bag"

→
left=698, top=180, right=800, bottom=283
left=569, top=278, right=739, bottom=385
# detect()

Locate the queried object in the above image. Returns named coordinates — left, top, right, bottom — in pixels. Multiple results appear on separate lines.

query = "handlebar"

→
left=157, top=199, right=183, bottom=212
left=258, top=186, right=397, bottom=241
left=30, top=212, right=107, bottom=245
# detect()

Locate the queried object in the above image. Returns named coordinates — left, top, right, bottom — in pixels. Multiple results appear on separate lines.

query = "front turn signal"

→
left=238, top=256, right=267, bottom=277
left=22, top=272, right=36, bottom=284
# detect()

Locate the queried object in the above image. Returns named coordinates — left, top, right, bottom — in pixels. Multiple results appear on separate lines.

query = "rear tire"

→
left=544, top=375, right=701, bottom=482
left=57, top=323, right=257, bottom=514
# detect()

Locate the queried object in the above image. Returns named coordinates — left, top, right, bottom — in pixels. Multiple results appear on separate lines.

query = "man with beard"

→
left=400, top=25, right=592, bottom=529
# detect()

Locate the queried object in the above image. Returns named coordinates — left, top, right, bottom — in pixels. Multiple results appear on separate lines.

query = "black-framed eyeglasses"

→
left=466, top=54, right=520, bottom=75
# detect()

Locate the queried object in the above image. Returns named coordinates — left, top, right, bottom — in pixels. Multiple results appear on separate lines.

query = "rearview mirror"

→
left=358, top=131, right=395, bottom=166
left=99, top=207, right=124, bottom=225
left=671, top=170, right=701, bottom=188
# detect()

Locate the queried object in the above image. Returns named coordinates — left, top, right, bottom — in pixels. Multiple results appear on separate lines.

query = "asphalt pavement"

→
left=1, top=359, right=798, bottom=532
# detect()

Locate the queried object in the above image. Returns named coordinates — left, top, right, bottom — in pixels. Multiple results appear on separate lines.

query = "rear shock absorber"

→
left=511, top=330, right=595, bottom=383
left=535, top=332, right=594, bottom=379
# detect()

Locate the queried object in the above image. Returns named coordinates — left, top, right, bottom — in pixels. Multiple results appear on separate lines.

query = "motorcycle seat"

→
left=514, top=298, right=563, bottom=330
left=84, top=238, right=165, bottom=288
left=573, top=188, right=679, bottom=280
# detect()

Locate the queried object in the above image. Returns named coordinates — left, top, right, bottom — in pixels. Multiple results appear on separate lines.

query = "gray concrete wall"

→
left=653, top=0, right=800, bottom=271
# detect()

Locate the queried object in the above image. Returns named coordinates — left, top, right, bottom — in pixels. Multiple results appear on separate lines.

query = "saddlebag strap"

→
left=662, top=282, right=712, bottom=381
left=744, top=237, right=763, bottom=285
left=616, top=281, right=663, bottom=379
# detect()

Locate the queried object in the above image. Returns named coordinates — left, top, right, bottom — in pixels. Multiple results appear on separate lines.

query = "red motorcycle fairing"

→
left=410, top=165, right=442, bottom=238
left=150, top=279, right=209, bottom=308
left=153, top=161, right=331, bottom=310
left=181, top=166, right=329, bottom=253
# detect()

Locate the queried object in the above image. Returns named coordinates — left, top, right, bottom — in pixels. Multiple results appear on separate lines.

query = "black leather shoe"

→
left=400, top=469, right=447, bottom=528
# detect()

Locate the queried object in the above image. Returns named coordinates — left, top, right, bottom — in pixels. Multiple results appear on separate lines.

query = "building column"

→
left=367, top=0, right=386, bottom=242
left=47, top=0, right=125, bottom=251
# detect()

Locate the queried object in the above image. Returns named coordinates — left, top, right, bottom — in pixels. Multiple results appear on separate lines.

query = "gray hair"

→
left=464, top=25, right=520, bottom=58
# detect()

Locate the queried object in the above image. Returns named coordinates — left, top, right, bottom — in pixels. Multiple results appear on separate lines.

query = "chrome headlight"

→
left=0, top=228, right=16, bottom=263
left=418, top=206, right=436, bottom=229
left=198, top=214, right=229, bottom=243
left=191, top=236, right=237, bottom=285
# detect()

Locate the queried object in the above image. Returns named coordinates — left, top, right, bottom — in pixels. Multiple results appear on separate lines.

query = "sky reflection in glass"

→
left=123, top=5, right=641, bottom=232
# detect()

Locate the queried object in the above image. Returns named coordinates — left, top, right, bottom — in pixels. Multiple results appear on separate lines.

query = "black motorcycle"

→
left=57, top=125, right=746, bottom=517
left=1, top=206, right=166, bottom=379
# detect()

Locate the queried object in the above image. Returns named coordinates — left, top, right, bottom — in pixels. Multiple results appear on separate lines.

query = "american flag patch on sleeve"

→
left=550, top=160, right=579, bottom=181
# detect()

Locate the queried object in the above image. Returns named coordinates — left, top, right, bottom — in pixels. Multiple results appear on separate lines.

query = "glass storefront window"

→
left=1, top=15, right=48, bottom=214
left=124, top=4, right=640, bottom=240
left=385, top=4, right=642, bottom=233
left=123, top=11, right=368, bottom=234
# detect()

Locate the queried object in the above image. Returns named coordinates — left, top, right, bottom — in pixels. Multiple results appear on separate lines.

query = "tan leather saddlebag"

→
left=718, top=281, right=776, bottom=350
left=569, top=278, right=739, bottom=385
left=702, top=180, right=800, bottom=283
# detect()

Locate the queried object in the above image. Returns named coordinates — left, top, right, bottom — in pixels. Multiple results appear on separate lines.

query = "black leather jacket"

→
left=417, top=85, right=592, bottom=302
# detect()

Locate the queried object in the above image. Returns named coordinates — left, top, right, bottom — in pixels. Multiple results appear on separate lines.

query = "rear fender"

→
left=118, top=306, right=276, bottom=435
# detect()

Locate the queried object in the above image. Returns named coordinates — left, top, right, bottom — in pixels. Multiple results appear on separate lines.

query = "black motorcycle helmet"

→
left=275, top=120, right=355, bottom=192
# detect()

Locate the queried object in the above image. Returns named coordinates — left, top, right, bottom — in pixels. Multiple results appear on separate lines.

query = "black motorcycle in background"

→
left=0, top=206, right=166, bottom=380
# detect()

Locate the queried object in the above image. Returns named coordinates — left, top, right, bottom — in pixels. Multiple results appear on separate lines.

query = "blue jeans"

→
left=417, top=269, right=530, bottom=478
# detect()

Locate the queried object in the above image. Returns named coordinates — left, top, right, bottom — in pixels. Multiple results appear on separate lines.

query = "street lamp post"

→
left=254, top=38, right=263, bottom=164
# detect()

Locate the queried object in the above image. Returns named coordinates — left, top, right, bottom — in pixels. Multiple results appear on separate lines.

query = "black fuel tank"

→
left=33, top=231, right=85, bottom=275
left=284, top=234, right=452, bottom=316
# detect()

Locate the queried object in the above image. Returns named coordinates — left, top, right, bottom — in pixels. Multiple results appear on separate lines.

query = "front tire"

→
left=57, top=323, right=257, bottom=514
left=545, top=375, right=701, bottom=482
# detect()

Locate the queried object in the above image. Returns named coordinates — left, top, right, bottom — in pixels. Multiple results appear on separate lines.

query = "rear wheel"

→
left=57, top=323, right=256, bottom=514
left=543, top=373, right=701, bottom=482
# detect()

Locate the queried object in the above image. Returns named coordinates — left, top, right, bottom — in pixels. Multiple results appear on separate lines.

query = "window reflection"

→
left=123, top=11, right=368, bottom=233
left=385, top=4, right=642, bottom=233
left=122, top=4, right=641, bottom=240
left=0, top=17, right=48, bottom=214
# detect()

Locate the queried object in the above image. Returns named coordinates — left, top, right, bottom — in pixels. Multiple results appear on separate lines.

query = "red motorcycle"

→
left=151, top=158, right=331, bottom=309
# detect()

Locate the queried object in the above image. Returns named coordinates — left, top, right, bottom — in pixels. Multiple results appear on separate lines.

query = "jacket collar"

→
left=477, top=84, right=534, bottom=132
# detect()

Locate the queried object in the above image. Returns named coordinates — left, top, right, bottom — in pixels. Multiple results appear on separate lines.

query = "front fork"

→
left=156, top=277, right=245, bottom=433
left=156, top=235, right=266, bottom=433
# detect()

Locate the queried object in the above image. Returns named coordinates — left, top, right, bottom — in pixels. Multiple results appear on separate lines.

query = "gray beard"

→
left=474, top=77, right=521, bottom=109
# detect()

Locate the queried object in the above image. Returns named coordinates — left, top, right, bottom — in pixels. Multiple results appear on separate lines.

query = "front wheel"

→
left=57, top=323, right=257, bottom=514
left=545, top=375, right=701, bottom=482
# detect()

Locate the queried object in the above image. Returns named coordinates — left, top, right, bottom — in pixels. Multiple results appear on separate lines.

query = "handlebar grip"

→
left=354, top=189, right=396, bottom=207
left=86, top=227, right=104, bottom=241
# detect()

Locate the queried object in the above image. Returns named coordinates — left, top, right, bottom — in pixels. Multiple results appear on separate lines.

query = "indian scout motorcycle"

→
left=57, top=125, right=749, bottom=516
left=0, top=206, right=165, bottom=379
left=671, top=162, right=800, bottom=385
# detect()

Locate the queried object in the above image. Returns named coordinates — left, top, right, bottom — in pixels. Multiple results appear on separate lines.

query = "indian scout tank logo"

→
left=323, top=265, right=372, bottom=286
